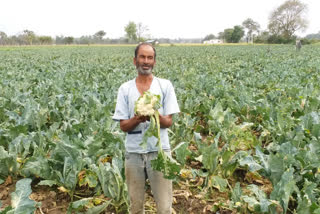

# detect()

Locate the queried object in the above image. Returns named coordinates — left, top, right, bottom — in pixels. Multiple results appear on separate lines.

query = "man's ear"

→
left=133, top=57, right=137, bottom=66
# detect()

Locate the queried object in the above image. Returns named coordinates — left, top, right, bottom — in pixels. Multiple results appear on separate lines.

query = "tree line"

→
left=0, top=0, right=319, bottom=46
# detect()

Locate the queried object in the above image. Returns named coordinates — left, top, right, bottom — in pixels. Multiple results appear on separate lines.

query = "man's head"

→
left=134, top=43, right=156, bottom=75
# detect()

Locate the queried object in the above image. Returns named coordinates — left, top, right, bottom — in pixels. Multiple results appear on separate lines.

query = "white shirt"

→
left=112, top=76, right=180, bottom=153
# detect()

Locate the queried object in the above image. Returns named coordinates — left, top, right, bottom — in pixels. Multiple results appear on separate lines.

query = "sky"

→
left=0, top=0, right=319, bottom=39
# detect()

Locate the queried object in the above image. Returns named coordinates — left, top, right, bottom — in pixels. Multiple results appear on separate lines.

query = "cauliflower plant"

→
left=135, top=91, right=180, bottom=179
left=135, top=91, right=161, bottom=149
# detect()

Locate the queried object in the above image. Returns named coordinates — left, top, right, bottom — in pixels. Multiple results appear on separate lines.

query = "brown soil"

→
left=0, top=177, right=227, bottom=214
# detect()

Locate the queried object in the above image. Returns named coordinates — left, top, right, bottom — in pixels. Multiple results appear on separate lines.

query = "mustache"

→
left=137, top=63, right=152, bottom=68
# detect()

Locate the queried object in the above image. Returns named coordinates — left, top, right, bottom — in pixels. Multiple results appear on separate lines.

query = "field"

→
left=0, top=44, right=320, bottom=214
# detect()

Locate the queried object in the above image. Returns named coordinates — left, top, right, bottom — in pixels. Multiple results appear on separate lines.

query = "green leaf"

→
left=296, top=197, right=311, bottom=214
left=270, top=168, right=297, bottom=214
left=10, top=178, right=40, bottom=214
left=268, top=153, right=285, bottom=185
left=201, top=143, right=219, bottom=174
left=71, top=198, right=92, bottom=209
left=0, top=205, right=13, bottom=214
left=140, top=115, right=158, bottom=149
left=151, top=150, right=180, bottom=180
left=60, top=157, right=81, bottom=191
left=78, top=170, right=98, bottom=188
left=239, top=156, right=262, bottom=172
left=0, top=178, right=4, bottom=185
left=94, top=161, right=126, bottom=203
left=0, top=146, right=18, bottom=177
left=255, top=146, right=269, bottom=173
left=173, top=142, right=191, bottom=165
left=242, top=195, right=259, bottom=211
left=247, top=184, right=267, bottom=201
left=69, top=198, right=110, bottom=214
left=302, top=179, right=317, bottom=203
left=86, top=201, right=110, bottom=214
left=20, top=156, right=51, bottom=179
left=37, top=180, right=58, bottom=187
left=209, top=102, right=225, bottom=123
left=210, top=176, right=228, bottom=192
left=51, top=139, right=82, bottom=162
left=231, top=182, right=242, bottom=202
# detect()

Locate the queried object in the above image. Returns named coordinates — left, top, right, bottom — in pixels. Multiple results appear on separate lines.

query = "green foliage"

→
left=8, top=178, right=40, bottom=214
left=1, top=45, right=320, bottom=212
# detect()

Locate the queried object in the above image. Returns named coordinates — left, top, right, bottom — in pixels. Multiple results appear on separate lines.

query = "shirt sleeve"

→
left=112, top=86, right=130, bottom=121
left=163, top=81, right=180, bottom=116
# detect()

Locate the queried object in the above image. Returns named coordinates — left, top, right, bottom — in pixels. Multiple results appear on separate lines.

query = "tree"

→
left=22, top=30, right=36, bottom=45
left=223, top=26, right=244, bottom=43
left=255, top=31, right=270, bottom=43
left=124, top=21, right=137, bottom=43
left=268, top=0, right=308, bottom=40
left=94, top=30, right=106, bottom=41
left=217, top=32, right=225, bottom=40
left=38, top=36, right=53, bottom=45
left=136, top=23, right=149, bottom=42
left=203, top=34, right=215, bottom=42
left=64, top=36, right=74, bottom=44
left=242, top=18, right=260, bottom=43
left=232, top=25, right=245, bottom=43
left=0, top=31, right=8, bottom=45
left=78, top=35, right=93, bottom=45
left=223, top=29, right=234, bottom=43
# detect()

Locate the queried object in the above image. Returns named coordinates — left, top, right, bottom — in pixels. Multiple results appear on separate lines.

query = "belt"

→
left=128, top=130, right=142, bottom=134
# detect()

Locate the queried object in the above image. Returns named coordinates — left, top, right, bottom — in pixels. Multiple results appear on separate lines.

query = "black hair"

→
left=134, top=42, right=156, bottom=60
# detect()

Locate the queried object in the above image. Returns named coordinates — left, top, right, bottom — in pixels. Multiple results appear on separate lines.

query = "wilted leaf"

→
left=210, top=176, right=228, bottom=192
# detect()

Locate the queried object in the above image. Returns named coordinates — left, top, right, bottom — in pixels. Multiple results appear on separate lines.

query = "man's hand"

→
left=120, top=114, right=172, bottom=132
left=120, top=115, right=149, bottom=132
left=135, top=115, right=150, bottom=123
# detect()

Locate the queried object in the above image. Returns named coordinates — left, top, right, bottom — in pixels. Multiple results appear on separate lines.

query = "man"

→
left=296, top=39, right=302, bottom=51
left=112, top=43, right=180, bottom=214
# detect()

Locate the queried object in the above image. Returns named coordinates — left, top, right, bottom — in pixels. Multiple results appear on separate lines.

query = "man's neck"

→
left=136, top=73, right=153, bottom=84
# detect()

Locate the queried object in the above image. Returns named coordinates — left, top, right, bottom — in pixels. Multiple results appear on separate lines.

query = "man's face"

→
left=134, top=45, right=156, bottom=75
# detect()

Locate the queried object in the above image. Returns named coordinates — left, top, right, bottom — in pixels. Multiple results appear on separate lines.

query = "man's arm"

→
left=159, top=114, right=172, bottom=128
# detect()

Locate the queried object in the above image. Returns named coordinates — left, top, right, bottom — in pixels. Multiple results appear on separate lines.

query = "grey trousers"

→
left=125, top=151, right=172, bottom=214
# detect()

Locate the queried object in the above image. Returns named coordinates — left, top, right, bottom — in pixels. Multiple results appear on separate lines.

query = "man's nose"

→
left=143, top=57, right=149, bottom=63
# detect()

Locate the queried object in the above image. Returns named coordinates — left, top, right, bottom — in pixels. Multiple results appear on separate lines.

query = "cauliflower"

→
left=135, top=91, right=160, bottom=116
